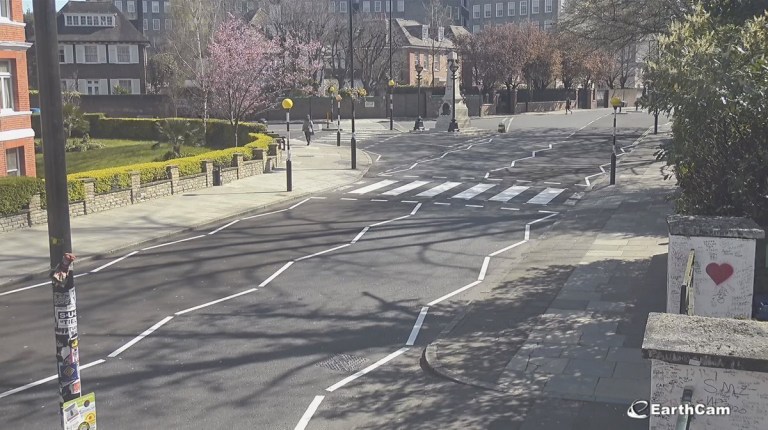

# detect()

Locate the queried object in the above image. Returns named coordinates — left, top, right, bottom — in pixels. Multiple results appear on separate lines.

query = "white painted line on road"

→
left=451, top=184, right=496, bottom=200
left=91, top=251, right=139, bottom=273
left=516, top=179, right=532, bottom=183
left=294, top=395, right=325, bottom=430
left=410, top=203, right=423, bottom=215
left=141, top=235, right=206, bottom=252
left=403, top=175, right=420, bottom=178
left=510, top=156, right=533, bottom=167
left=500, top=207, right=520, bottom=211
left=428, top=281, right=482, bottom=306
left=349, top=180, right=398, bottom=194
left=489, top=240, right=527, bottom=257
left=326, top=347, right=410, bottom=392
left=341, top=198, right=358, bottom=201
left=488, top=178, right=503, bottom=181
left=433, top=202, right=450, bottom=206
left=543, top=182, right=562, bottom=185
left=529, top=212, right=559, bottom=225
left=489, top=186, right=529, bottom=202
left=483, top=172, right=490, bottom=179
left=310, top=196, right=328, bottom=200
left=371, top=199, right=388, bottom=202
left=0, top=274, right=89, bottom=296
left=383, top=181, right=430, bottom=196
left=401, top=200, right=419, bottom=204
left=289, top=198, right=312, bottom=209
left=406, top=307, right=429, bottom=345
left=208, top=219, right=240, bottom=235
left=432, top=176, right=447, bottom=179
left=460, top=177, right=475, bottom=180
left=259, top=261, right=295, bottom=287
left=174, top=289, right=258, bottom=316
left=351, top=227, right=370, bottom=244
left=370, top=215, right=410, bottom=227
left=538, top=210, right=559, bottom=214
left=242, top=208, right=289, bottom=220
left=465, top=204, right=484, bottom=208
left=108, top=316, right=174, bottom=357
left=584, top=172, right=604, bottom=187
left=526, top=188, right=565, bottom=205
left=295, top=244, right=351, bottom=262
left=478, top=257, right=491, bottom=281
left=0, top=359, right=106, bottom=400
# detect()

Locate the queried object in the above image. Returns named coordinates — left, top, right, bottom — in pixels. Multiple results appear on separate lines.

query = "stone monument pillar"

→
left=435, top=51, right=471, bottom=131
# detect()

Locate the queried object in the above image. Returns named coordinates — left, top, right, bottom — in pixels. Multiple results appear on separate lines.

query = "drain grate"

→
left=315, top=354, right=369, bottom=373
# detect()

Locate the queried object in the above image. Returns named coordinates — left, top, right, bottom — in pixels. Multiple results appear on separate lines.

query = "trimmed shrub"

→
left=0, top=176, right=44, bottom=216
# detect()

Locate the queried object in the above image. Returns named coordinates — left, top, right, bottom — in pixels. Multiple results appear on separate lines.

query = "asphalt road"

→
left=0, top=108, right=656, bottom=429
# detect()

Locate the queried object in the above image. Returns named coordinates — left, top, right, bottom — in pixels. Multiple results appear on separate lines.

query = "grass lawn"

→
left=35, top=138, right=213, bottom=178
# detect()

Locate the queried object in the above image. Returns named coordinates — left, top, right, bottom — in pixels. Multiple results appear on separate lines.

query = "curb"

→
left=0, top=149, right=373, bottom=290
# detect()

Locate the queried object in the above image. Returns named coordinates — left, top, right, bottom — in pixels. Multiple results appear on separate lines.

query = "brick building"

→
left=0, top=0, right=34, bottom=177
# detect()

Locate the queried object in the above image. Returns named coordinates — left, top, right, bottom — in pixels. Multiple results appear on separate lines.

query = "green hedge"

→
left=0, top=176, right=45, bottom=216
left=32, top=114, right=267, bottom=148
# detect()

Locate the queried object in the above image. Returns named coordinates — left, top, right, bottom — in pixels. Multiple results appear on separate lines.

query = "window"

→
left=115, top=1, right=123, bottom=12
left=153, top=19, right=160, bottom=30
left=5, top=148, right=20, bottom=176
left=117, top=46, right=130, bottom=63
left=484, top=4, right=491, bottom=17
left=437, top=26, right=444, bottom=41
left=532, top=0, right=539, bottom=14
left=472, top=24, right=480, bottom=33
left=165, top=19, right=171, bottom=30
left=143, top=19, right=148, bottom=30
left=117, top=79, right=132, bottom=93
left=362, top=1, right=370, bottom=12
left=66, top=15, right=74, bottom=26
left=84, top=45, right=98, bottom=63
left=472, top=4, right=480, bottom=18
left=86, top=80, right=100, bottom=96
left=374, top=1, right=381, bottom=12
left=329, top=1, right=335, bottom=12
left=421, top=25, right=428, bottom=40
left=339, top=1, right=347, bottom=13
left=519, top=1, right=527, bottom=15
left=447, top=5, right=452, bottom=18
left=59, top=47, right=66, bottom=63
left=508, top=1, right=515, bottom=15
left=0, top=61, right=13, bottom=111
left=0, top=0, right=9, bottom=19
left=127, top=1, right=135, bottom=13
left=86, top=16, right=93, bottom=26
left=65, top=14, right=114, bottom=27
left=143, top=1, right=147, bottom=13
left=496, top=3, right=503, bottom=17
left=545, top=0, right=552, bottom=12
left=397, top=0, right=404, bottom=12
left=164, top=1, right=170, bottom=13
left=385, top=0, right=390, bottom=12
left=152, top=1, right=159, bottom=13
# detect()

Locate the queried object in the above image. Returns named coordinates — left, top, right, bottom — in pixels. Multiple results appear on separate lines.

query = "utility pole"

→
left=389, top=0, right=393, bottom=131
left=349, top=0, right=359, bottom=169
left=33, top=0, right=83, bottom=423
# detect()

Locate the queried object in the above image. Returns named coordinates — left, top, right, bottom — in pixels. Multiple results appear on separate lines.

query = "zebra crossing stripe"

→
left=488, top=186, right=530, bottom=202
left=526, top=188, right=565, bottom=205
left=416, top=182, right=462, bottom=197
left=451, top=184, right=497, bottom=200
left=383, top=181, right=431, bottom=196
left=350, top=180, right=398, bottom=194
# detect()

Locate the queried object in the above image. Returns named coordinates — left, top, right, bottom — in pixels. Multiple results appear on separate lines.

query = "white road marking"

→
left=410, top=203, right=423, bottom=215
left=259, top=261, right=295, bottom=287
left=406, top=307, right=429, bottom=345
left=325, top=347, right=410, bottom=392
left=401, top=200, right=419, bottom=204
left=483, top=172, right=490, bottom=179
left=526, top=188, right=565, bottom=205
left=242, top=208, right=289, bottom=220
left=465, top=204, right=484, bottom=208
left=403, top=175, right=420, bottom=178
left=432, top=176, right=447, bottom=179
left=478, top=256, right=491, bottom=281
left=295, top=244, right=351, bottom=262
left=460, top=177, right=475, bottom=180
left=488, top=178, right=502, bottom=181
left=351, top=227, right=370, bottom=244
left=369, top=215, right=410, bottom=227
left=0, top=274, right=89, bottom=297
left=584, top=172, right=604, bottom=187
left=108, top=316, right=175, bottom=357
left=174, top=289, right=258, bottom=316
left=371, top=199, right=388, bottom=202
left=451, top=184, right=496, bottom=200
left=489, top=240, right=527, bottom=257
left=500, top=207, right=520, bottom=211
left=529, top=212, right=559, bottom=224
left=516, top=179, right=532, bottom=183
left=341, top=198, right=358, bottom=201
left=208, top=219, right=240, bottom=235
left=428, top=281, right=482, bottom=306
left=434, top=202, right=450, bottom=206
left=349, top=180, right=398, bottom=194
left=382, top=181, right=430, bottom=196
left=294, top=396, right=325, bottom=430
left=488, top=186, right=529, bottom=202
left=543, top=181, right=562, bottom=185
left=289, top=198, right=312, bottom=209
left=91, top=251, right=139, bottom=273
left=0, top=359, right=106, bottom=400
left=141, top=234, right=207, bottom=251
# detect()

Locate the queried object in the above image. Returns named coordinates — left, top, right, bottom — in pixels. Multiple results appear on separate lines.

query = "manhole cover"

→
left=315, top=354, right=369, bottom=373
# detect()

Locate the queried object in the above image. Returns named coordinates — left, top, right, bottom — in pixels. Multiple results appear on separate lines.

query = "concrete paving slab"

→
left=593, top=377, right=651, bottom=404
left=564, top=358, right=616, bottom=378
left=606, top=347, right=646, bottom=363
left=612, top=361, right=651, bottom=380
left=543, top=374, right=599, bottom=397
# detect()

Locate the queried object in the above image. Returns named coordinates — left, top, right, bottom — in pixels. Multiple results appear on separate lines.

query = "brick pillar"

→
left=252, top=148, right=265, bottom=161
left=130, top=171, right=141, bottom=203
left=267, top=143, right=278, bottom=157
left=202, top=160, right=213, bottom=187
left=233, top=153, right=244, bottom=179
left=166, top=165, right=180, bottom=194
left=82, top=178, right=95, bottom=214
left=27, top=193, right=42, bottom=226
left=254, top=148, right=271, bottom=173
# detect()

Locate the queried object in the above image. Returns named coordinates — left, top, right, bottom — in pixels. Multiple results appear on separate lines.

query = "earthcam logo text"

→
left=627, top=400, right=730, bottom=419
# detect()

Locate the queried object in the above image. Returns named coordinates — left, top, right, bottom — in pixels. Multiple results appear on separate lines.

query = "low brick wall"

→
left=178, top=173, right=208, bottom=193
left=0, top=213, right=28, bottom=233
left=91, top=189, right=132, bottom=213
left=70, top=202, right=86, bottom=218
left=139, top=180, right=173, bottom=201
left=242, top=160, right=263, bottom=177
left=220, top=166, right=239, bottom=185
left=515, top=101, right=565, bottom=113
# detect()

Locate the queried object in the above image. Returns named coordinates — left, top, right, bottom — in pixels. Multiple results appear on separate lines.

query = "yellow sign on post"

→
left=62, top=392, right=97, bottom=430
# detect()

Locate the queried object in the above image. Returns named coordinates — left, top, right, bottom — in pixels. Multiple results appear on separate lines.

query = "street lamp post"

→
left=351, top=90, right=357, bottom=169
left=349, top=0, right=359, bottom=168
left=389, top=79, right=395, bottom=131
left=448, top=54, right=460, bottom=132
left=389, top=0, right=393, bottom=131
left=282, top=98, right=293, bottom=191
left=610, top=96, right=621, bottom=185
left=413, top=62, right=424, bottom=131
left=335, top=94, right=342, bottom=146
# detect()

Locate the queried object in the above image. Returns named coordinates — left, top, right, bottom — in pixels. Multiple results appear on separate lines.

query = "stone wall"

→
left=220, top=167, right=239, bottom=185
left=90, top=189, right=132, bottom=213
left=139, top=180, right=173, bottom=201
left=0, top=213, right=28, bottom=233
left=178, top=173, right=208, bottom=193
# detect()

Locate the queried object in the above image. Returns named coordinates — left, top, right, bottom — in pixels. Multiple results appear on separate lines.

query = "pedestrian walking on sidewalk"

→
left=565, top=98, right=572, bottom=114
left=302, top=115, right=314, bottom=145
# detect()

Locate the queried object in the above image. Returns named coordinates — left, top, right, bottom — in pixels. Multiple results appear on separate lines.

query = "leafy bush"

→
left=65, top=134, right=104, bottom=152
left=0, top=176, right=45, bottom=216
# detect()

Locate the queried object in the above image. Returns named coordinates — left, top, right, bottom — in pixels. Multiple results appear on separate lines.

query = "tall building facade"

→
left=465, top=0, right=564, bottom=33
left=0, top=0, right=34, bottom=177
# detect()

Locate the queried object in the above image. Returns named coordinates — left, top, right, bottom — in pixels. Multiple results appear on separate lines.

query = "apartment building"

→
left=328, top=0, right=466, bottom=26
left=0, top=0, right=34, bottom=177
left=466, top=0, right=565, bottom=33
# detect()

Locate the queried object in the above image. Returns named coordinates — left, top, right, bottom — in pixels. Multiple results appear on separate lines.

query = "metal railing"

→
left=675, top=388, right=694, bottom=430
left=679, top=250, right=695, bottom=315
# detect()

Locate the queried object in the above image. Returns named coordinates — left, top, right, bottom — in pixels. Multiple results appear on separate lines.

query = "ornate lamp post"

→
left=413, top=62, right=424, bottom=131
left=388, top=79, right=395, bottom=131
left=448, top=55, right=460, bottom=132
left=282, top=97, right=293, bottom=191
left=609, top=96, right=622, bottom=185
left=335, top=94, right=342, bottom=146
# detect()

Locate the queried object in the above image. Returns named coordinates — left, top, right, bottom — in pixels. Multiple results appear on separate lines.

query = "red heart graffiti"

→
left=706, top=263, right=734, bottom=286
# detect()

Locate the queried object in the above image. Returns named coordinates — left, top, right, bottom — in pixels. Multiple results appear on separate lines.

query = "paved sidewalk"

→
left=0, top=144, right=372, bottom=288
left=423, top=123, right=677, bottom=429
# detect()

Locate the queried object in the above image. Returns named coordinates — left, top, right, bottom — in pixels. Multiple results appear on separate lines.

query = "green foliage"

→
left=155, top=119, right=203, bottom=158
left=0, top=176, right=44, bottom=216
left=62, top=103, right=89, bottom=139
left=111, top=85, right=132, bottom=95
left=65, top=134, right=104, bottom=152
left=644, top=6, right=768, bottom=224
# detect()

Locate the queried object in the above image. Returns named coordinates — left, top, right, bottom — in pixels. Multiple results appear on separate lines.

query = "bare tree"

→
left=352, top=18, right=405, bottom=93
left=422, top=0, right=453, bottom=86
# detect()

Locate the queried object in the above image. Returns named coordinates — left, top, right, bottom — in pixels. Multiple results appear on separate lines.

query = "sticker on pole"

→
left=62, top=392, right=97, bottom=430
